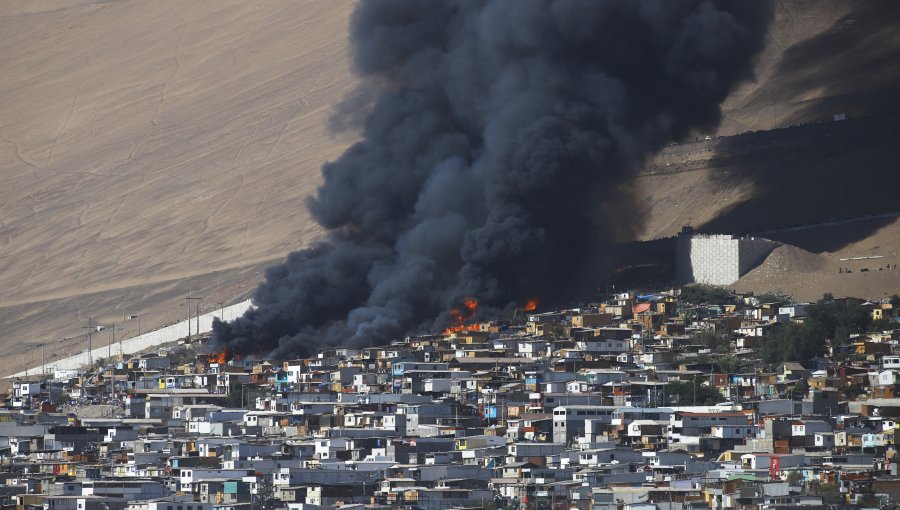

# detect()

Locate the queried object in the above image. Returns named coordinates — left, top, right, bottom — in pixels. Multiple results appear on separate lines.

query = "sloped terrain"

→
left=1, top=0, right=899, bottom=376
left=718, top=0, right=900, bottom=135
left=0, top=0, right=356, bottom=376
left=636, top=114, right=900, bottom=244
left=733, top=218, right=900, bottom=302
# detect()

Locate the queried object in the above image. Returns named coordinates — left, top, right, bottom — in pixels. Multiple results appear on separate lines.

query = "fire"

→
left=443, top=297, right=480, bottom=335
left=209, top=348, right=231, bottom=364
left=524, top=298, right=539, bottom=312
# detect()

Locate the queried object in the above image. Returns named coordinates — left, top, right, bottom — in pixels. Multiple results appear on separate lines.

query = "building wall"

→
left=677, top=232, right=779, bottom=285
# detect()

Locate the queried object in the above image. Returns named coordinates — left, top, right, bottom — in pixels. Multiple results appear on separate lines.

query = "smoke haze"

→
left=213, top=0, right=772, bottom=358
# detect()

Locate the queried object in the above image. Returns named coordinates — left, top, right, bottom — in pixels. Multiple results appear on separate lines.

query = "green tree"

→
left=715, top=355, right=743, bottom=375
left=761, top=322, right=827, bottom=364
left=755, top=292, right=790, bottom=304
left=224, top=383, right=267, bottom=408
left=806, top=294, right=871, bottom=344
left=810, top=482, right=841, bottom=506
left=693, top=330, right=732, bottom=353
left=785, top=470, right=803, bottom=486
left=680, top=284, right=733, bottom=305
left=872, top=318, right=895, bottom=332
left=838, top=382, right=865, bottom=400
left=786, top=380, right=809, bottom=400
left=254, top=474, right=277, bottom=510
left=666, top=379, right=723, bottom=405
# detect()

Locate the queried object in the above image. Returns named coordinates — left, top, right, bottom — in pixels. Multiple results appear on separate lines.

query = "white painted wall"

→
left=677, top=233, right=778, bottom=285
left=8, top=299, right=253, bottom=378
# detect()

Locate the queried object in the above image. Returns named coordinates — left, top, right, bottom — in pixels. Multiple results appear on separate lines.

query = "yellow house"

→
left=874, top=303, right=894, bottom=321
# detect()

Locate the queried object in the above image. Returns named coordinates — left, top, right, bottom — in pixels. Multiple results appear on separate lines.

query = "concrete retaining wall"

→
left=8, top=299, right=253, bottom=378
left=677, top=233, right=779, bottom=285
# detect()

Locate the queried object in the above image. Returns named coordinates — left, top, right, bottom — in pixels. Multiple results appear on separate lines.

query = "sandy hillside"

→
left=1, top=0, right=899, bottom=377
left=718, top=0, right=900, bottom=135
left=633, top=0, right=900, bottom=302
left=733, top=217, right=900, bottom=302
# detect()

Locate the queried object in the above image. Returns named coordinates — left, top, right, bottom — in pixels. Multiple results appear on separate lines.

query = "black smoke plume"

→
left=214, top=0, right=772, bottom=358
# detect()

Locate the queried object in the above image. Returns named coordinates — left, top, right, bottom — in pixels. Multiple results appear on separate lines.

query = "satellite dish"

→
left=633, top=302, right=651, bottom=314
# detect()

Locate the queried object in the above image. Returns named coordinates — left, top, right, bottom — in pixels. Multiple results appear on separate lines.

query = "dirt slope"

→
left=733, top=218, right=900, bottom=302
left=718, top=0, right=900, bottom=135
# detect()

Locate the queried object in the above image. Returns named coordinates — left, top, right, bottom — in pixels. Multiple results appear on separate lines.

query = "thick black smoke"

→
left=214, top=0, right=772, bottom=358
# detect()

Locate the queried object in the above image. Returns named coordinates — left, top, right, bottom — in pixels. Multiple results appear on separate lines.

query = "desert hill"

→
left=731, top=218, right=900, bottom=303
left=1, top=0, right=898, bottom=376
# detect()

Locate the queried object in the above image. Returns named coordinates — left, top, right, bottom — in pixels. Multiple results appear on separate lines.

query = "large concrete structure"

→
left=676, top=227, right=779, bottom=285
left=8, top=299, right=254, bottom=378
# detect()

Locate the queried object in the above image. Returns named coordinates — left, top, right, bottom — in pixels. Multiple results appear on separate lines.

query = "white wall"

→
left=677, top=233, right=778, bottom=285
left=9, top=299, right=253, bottom=378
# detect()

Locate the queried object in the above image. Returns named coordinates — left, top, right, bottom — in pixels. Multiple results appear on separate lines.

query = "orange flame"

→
left=209, top=348, right=231, bottom=364
left=443, top=297, right=480, bottom=335
left=524, top=298, right=539, bottom=312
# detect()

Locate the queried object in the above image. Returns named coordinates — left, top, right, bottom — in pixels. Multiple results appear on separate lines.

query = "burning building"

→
left=214, top=0, right=773, bottom=358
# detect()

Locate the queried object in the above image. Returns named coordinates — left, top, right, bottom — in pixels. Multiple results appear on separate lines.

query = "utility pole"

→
left=187, top=297, right=202, bottom=338
left=187, top=280, right=200, bottom=338
left=111, top=324, right=116, bottom=359
left=187, top=283, right=193, bottom=338
left=82, top=318, right=94, bottom=367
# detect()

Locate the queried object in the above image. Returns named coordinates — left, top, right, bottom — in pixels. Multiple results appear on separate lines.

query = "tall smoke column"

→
left=214, top=0, right=772, bottom=358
